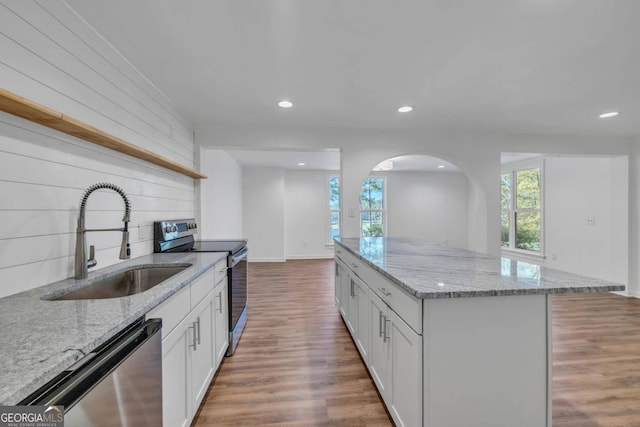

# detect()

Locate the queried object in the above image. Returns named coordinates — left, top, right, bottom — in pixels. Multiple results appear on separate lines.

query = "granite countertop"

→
left=0, top=251, right=227, bottom=405
left=335, top=237, right=625, bottom=299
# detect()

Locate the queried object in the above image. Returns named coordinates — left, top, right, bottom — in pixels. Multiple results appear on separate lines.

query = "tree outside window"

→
left=360, top=177, right=385, bottom=237
left=329, top=176, right=340, bottom=241
left=501, top=164, right=543, bottom=253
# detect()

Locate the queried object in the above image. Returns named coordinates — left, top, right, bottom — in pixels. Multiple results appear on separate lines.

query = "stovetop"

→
left=191, top=240, right=247, bottom=254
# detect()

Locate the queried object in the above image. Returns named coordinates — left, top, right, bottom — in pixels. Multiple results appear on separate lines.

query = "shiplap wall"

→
left=0, top=1, right=196, bottom=297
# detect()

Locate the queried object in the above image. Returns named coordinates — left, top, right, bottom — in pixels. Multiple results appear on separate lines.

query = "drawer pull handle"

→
left=188, top=323, right=197, bottom=350
left=351, top=263, right=358, bottom=268
left=378, top=287, right=392, bottom=297
left=383, top=318, right=391, bottom=343
left=217, top=292, right=223, bottom=313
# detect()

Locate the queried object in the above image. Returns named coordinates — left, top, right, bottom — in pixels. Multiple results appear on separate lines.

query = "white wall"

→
left=543, top=156, right=628, bottom=284
left=0, top=2, right=196, bottom=297
left=197, top=124, right=635, bottom=289
left=284, top=169, right=337, bottom=259
left=198, top=148, right=243, bottom=239
left=385, top=171, right=469, bottom=248
left=243, top=167, right=285, bottom=261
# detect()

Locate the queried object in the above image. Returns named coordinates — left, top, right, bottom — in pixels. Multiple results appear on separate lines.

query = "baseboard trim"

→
left=621, top=289, right=638, bottom=298
left=286, top=254, right=334, bottom=260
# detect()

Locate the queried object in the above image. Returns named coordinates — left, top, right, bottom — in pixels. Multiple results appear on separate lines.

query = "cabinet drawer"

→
left=191, top=268, right=215, bottom=308
left=213, top=259, right=227, bottom=285
left=336, top=246, right=422, bottom=334
left=368, top=271, right=422, bottom=334
left=335, top=247, right=365, bottom=277
left=147, top=285, right=190, bottom=339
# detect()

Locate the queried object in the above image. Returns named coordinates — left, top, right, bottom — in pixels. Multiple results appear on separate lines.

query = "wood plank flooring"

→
left=552, top=292, right=640, bottom=426
left=194, top=259, right=640, bottom=426
left=193, top=259, right=392, bottom=426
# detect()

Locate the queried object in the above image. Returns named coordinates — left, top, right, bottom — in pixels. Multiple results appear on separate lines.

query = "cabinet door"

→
left=368, top=292, right=390, bottom=400
left=346, top=275, right=358, bottom=336
left=352, top=275, right=370, bottom=363
left=214, top=279, right=229, bottom=367
left=190, top=291, right=216, bottom=413
left=161, top=317, right=192, bottom=427
left=335, top=261, right=349, bottom=319
left=387, top=309, right=423, bottom=427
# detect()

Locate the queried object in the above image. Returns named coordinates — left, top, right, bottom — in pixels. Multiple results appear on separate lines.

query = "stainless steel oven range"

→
left=153, top=219, right=247, bottom=356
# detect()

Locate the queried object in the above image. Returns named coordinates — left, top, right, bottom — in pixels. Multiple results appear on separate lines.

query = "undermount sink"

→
left=50, top=264, right=192, bottom=300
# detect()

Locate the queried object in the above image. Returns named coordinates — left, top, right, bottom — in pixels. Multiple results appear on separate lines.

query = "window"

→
left=329, top=176, right=340, bottom=241
left=501, top=162, right=543, bottom=255
left=360, top=177, right=385, bottom=237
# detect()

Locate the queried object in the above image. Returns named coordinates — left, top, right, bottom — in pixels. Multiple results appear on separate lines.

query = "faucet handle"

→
left=87, top=245, right=97, bottom=269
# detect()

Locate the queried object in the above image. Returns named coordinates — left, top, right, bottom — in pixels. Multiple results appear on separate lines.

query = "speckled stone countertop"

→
left=0, top=251, right=226, bottom=405
left=335, top=237, right=625, bottom=299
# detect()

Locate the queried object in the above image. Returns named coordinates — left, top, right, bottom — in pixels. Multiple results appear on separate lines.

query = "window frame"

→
left=501, top=159, right=545, bottom=260
left=326, top=173, right=340, bottom=245
left=359, top=175, right=387, bottom=238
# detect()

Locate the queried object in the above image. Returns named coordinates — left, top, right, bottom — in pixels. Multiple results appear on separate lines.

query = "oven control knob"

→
left=165, top=226, right=172, bottom=233
left=172, top=226, right=177, bottom=232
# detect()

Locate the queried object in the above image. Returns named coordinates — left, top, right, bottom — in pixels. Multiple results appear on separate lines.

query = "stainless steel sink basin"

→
left=51, top=264, right=191, bottom=300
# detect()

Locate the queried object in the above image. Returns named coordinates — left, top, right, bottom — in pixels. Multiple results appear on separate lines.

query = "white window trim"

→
left=326, top=173, right=340, bottom=246
left=501, top=158, right=545, bottom=258
left=360, top=175, right=387, bottom=237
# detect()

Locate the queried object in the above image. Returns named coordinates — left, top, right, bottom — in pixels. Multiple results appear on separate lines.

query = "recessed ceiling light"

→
left=397, top=106, right=413, bottom=113
left=278, top=100, right=293, bottom=108
left=297, top=162, right=305, bottom=166
left=437, top=165, right=445, bottom=169
left=599, top=111, right=618, bottom=118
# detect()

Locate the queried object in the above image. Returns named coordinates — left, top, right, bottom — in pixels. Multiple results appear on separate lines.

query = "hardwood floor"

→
left=194, top=260, right=640, bottom=426
left=193, top=260, right=392, bottom=426
left=553, top=292, right=640, bottom=426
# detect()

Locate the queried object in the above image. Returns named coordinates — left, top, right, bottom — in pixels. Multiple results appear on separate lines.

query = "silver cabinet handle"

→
left=379, top=311, right=385, bottom=338
left=218, top=267, right=227, bottom=275
left=350, top=279, right=355, bottom=298
left=351, top=263, right=358, bottom=269
left=335, top=262, right=339, bottom=277
left=196, top=317, right=201, bottom=345
left=383, top=318, right=391, bottom=343
left=188, top=323, right=197, bottom=351
left=217, top=292, right=223, bottom=313
left=378, top=287, right=391, bottom=297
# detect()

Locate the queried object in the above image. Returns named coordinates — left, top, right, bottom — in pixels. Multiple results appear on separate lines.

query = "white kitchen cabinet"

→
left=147, top=264, right=226, bottom=427
left=368, top=291, right=390, bottom=398
left=336, top=247, right=422, bottom=427
left=387, top=307, right=422, bottom=427
left=213, top=277, right=229, bottom=367
left=160, top=314, right=191, bottom=427
left=190, top=291, right=216, bottom=413
left=334, top=259, right=349, bottom=319
left=350, top=273, right=370, bottom=363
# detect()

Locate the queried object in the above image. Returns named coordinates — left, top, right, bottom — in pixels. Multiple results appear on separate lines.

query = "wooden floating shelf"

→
left=0, top=88, right=207, bottom=179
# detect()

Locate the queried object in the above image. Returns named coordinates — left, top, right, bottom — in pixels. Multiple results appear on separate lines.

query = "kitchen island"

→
left=334, top=237, right=625, bottom=427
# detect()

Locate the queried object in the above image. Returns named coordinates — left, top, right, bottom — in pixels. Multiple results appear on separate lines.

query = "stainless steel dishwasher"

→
left=20, top=318, right=162, bottom=426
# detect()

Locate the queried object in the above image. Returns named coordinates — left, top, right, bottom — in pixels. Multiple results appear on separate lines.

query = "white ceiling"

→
left=226, top=149, right=340, bottom=170
left=225, top=149, right=460, bottom=172
left=66, top=0, right=640, bottom=137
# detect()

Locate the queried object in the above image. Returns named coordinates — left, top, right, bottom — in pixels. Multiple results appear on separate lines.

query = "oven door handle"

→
left=230, top=247, right=248, bottom=267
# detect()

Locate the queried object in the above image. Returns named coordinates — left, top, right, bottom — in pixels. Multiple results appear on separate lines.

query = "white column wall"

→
left=198, top=148, right=243, bottom=239
left=243, top=167, right=285, bottom=261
